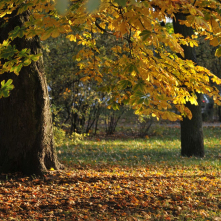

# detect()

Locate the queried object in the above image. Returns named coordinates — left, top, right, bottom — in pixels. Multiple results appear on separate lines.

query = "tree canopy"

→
left=1, top=0, right=221, bottom=121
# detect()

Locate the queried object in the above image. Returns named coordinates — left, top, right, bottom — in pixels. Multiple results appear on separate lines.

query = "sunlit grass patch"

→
left=57, top=126, right=220, bottom=171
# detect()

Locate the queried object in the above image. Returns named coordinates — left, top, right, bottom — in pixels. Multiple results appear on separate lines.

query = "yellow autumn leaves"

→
left=1, top=0, right=221, bottom=120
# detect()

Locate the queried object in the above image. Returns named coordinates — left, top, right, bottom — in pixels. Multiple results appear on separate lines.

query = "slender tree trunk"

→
left=173, top=13, right=204, bottom=157
left=0, top=11, right=64, bottom=175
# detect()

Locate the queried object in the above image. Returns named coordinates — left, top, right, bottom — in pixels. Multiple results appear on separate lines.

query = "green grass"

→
left=57, top=126, right=221, bottom=171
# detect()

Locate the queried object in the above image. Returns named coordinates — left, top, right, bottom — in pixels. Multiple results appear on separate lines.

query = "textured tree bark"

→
left=0, top=11, right=64, bottom=175
left=173, top=13, right=204, bottom=157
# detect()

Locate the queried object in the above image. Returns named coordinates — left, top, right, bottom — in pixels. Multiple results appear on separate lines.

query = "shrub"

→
left=69, top=132, right=85, bottom=145
left=53, top=126, right=66, bottom=146
left=53, top=126, right=85, bottom=146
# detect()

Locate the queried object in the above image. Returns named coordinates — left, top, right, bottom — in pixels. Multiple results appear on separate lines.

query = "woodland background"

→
left=0, top=0, right=221, bottom=220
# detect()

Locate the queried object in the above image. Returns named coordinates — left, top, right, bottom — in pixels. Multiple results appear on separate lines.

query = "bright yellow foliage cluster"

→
left=1, top=0, right=221, bottom=120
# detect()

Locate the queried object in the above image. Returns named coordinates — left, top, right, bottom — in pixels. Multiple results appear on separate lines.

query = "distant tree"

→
left=173, top=13, right=204, bottom=157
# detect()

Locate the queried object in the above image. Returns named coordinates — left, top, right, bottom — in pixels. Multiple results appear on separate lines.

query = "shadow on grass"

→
left=56, top=126, right=221, bottom=169
left=58, top=139, right=220, bottom=169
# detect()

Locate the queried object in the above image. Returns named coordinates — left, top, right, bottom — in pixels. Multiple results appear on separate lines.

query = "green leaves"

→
left=18, top=48, right=30, bottom=57
left=112, top=102, right=120, bottom=110
left=0, top=44, right=41, bottom=75
left=23, top=59, right=32, bottom=66
left=126, top=64, right=139, bottom=76
left=118, top=80, right=132, bottom=90
left=29, top=53, right=41, bottom=62
left=139, top=30, right=152, bottom=41
left=0, top=79, right=14, bottom=98
left=1, top=45, right=17, bottom=59
left=10, top=53, right=41, bottom=74
left=215, top=47, right=221, bottom=57
left=2, top=46, right=41, bottom=75
left=132, top=79, right=145, bottom=92
left=17, top=2, right=34, bottom=15
left=9, top=26, right=25, bottom=39
left=131, top=90, right=149, bottom=105
left=10, top=63, right=23, bottom=75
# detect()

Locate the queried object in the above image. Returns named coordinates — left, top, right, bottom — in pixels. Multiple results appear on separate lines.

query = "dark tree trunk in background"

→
left=0, top=11, right=64, bottom=175
left=173, top=13, right=204, bottom=157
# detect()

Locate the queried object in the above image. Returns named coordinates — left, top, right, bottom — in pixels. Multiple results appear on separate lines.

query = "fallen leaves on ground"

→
left=0, top=164, right=220, bottom=220
left=1, top=126, right=221, bottom=220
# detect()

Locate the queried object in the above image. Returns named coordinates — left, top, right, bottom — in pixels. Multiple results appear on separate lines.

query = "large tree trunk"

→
left=173, top=13, right=204, bottom=157
left=0, top=11, right=64, bottom=175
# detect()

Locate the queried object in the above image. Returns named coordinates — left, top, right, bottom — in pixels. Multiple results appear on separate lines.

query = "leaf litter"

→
left=0, top=164, right=220, bottom=220
left=0, top=126, right=220, bottom=220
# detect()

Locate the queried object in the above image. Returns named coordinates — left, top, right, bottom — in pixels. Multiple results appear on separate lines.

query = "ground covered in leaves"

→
left=0, top=126, right=221, bottom=220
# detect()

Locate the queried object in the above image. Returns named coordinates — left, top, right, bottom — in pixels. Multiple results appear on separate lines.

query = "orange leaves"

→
left=210, top=37, right=219, bottom=47
left=211, top=19, right=220, bottom=34
left=119, top=22, right=129, bottom=35
left=40, top=26, right=68, bottom=41
left=161, top=111, right=181, bottom=121
left=80, top=76, right=91, bottom=82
